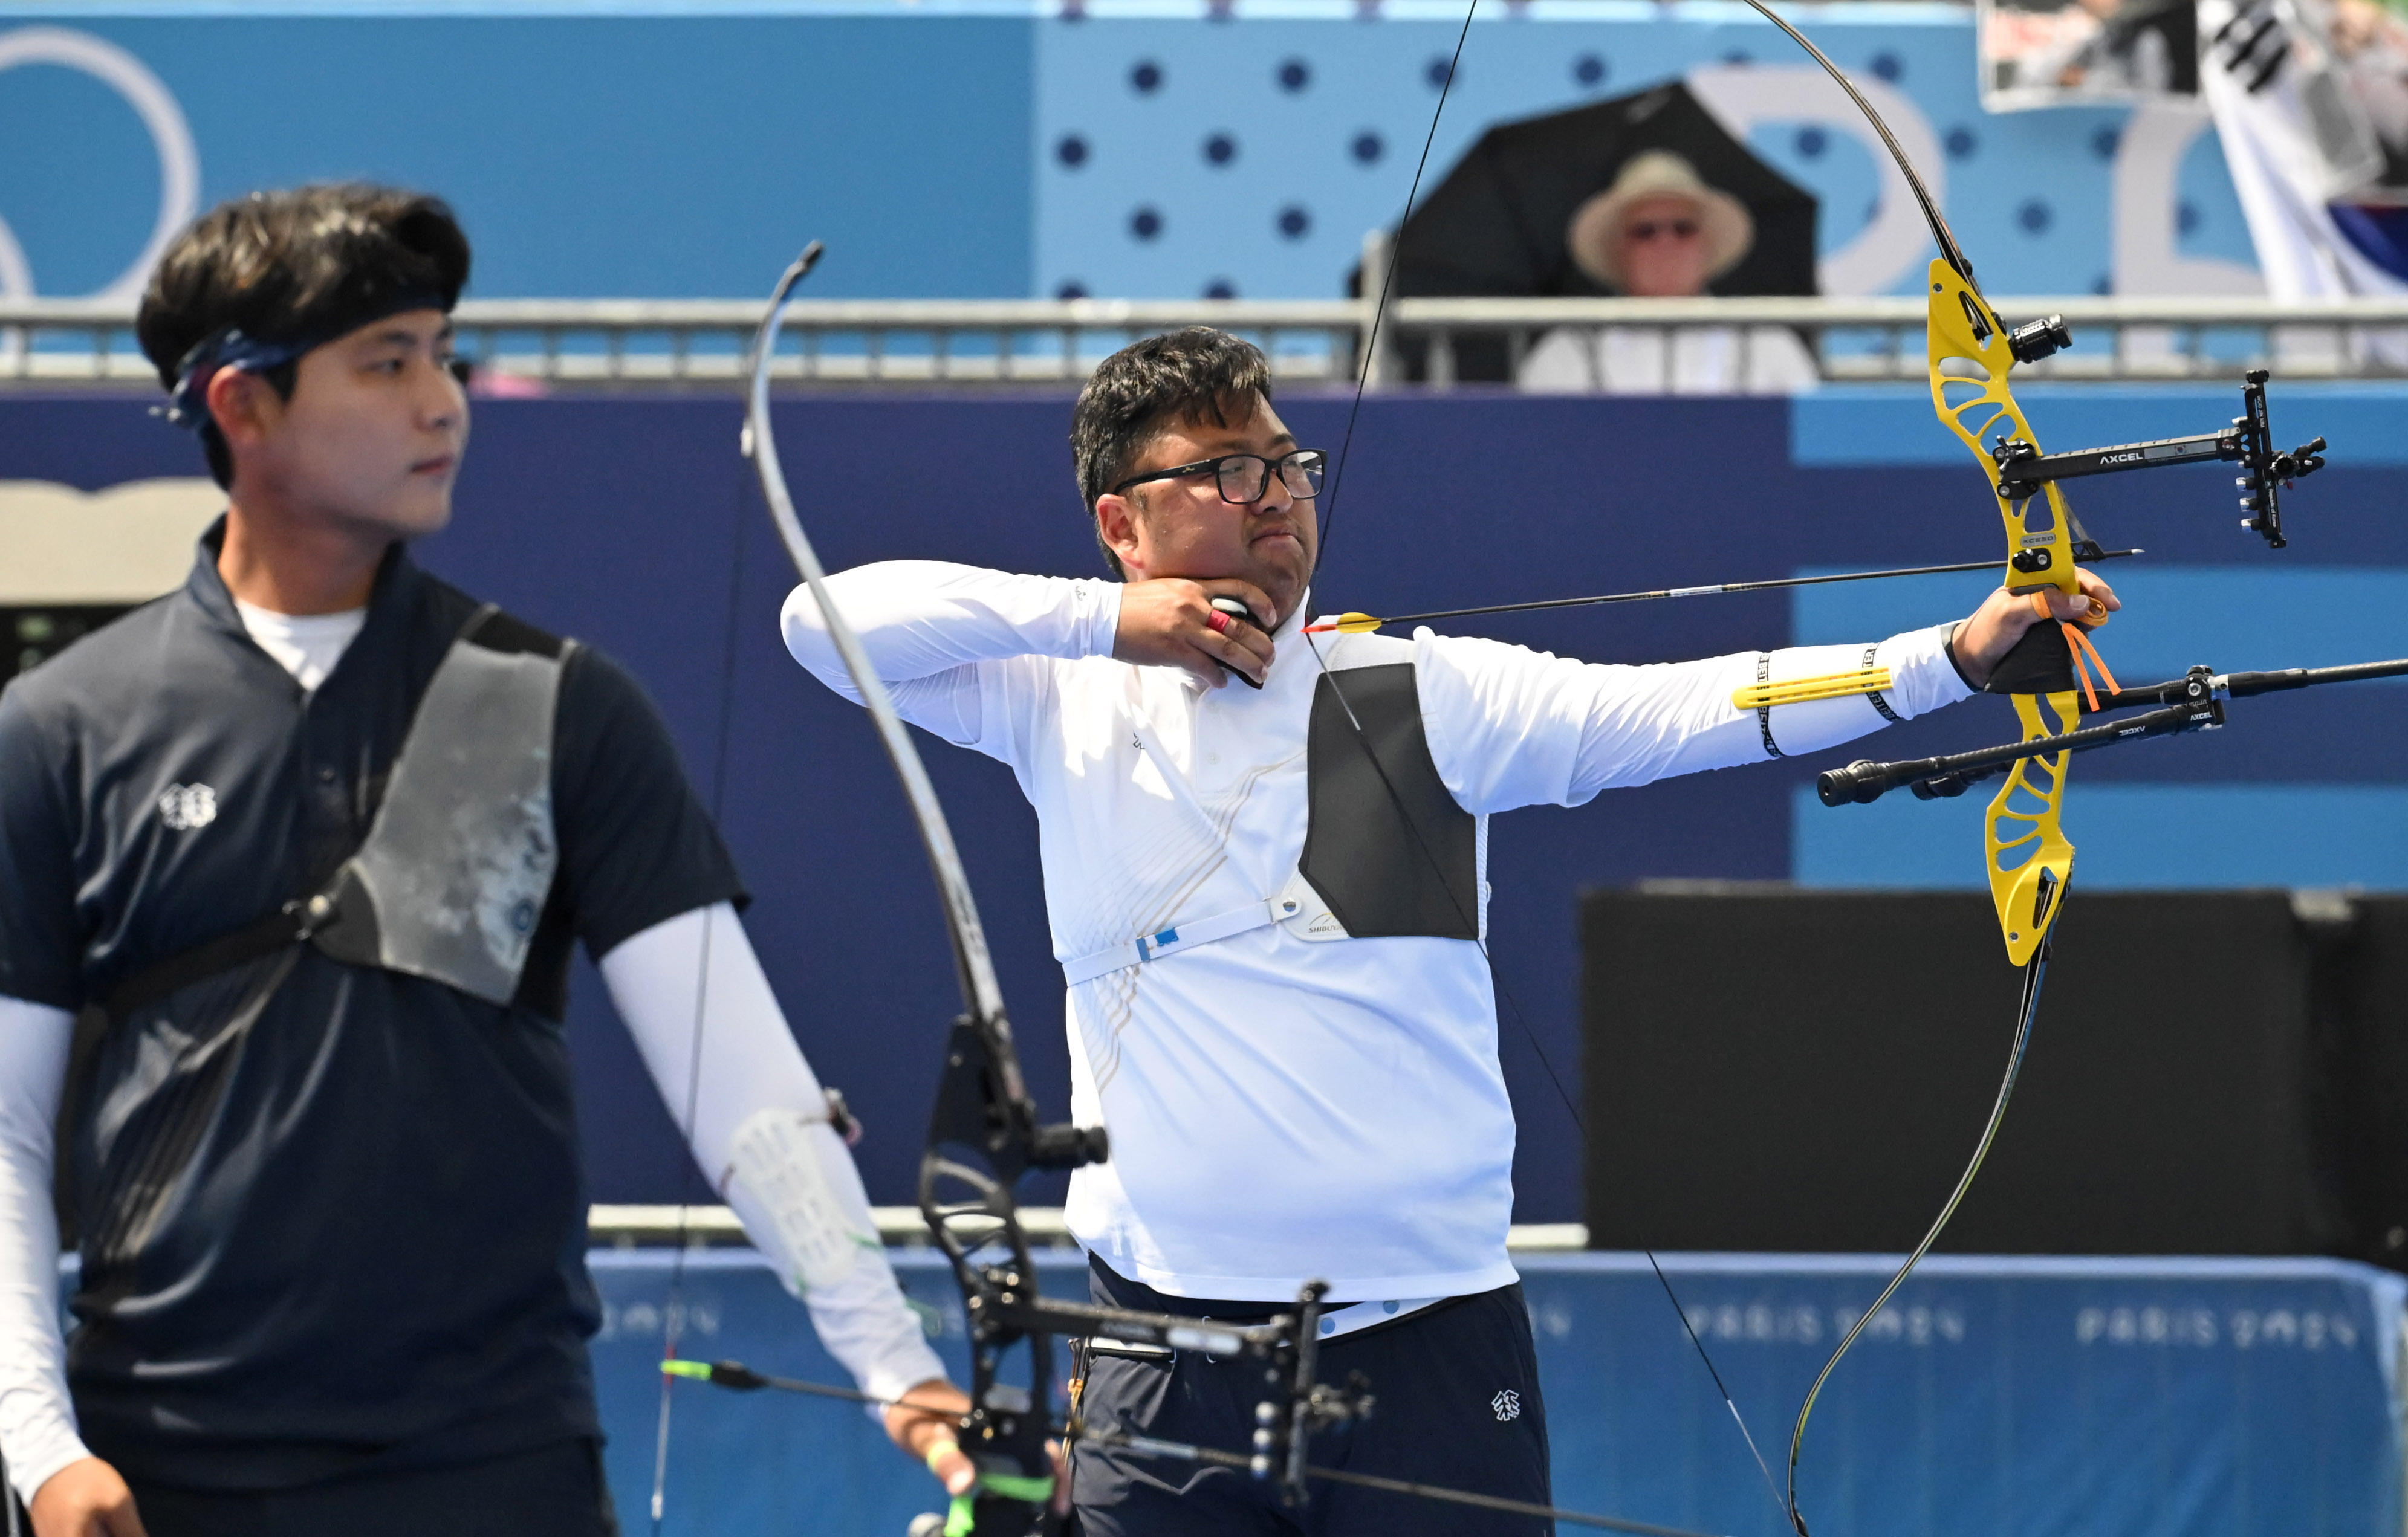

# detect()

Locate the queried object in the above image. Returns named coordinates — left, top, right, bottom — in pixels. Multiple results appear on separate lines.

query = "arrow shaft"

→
left=1319, top=550, right=2141, bottom=634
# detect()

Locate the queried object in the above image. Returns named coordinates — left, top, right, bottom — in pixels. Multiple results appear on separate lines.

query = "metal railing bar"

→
left=11, top=294, right=2408, bottom=330
left=10, top=297, right=2408, bottom=390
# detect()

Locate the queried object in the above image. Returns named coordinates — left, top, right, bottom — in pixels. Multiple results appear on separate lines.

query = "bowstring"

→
left=1300, top=0, right=1786, bottom=1520
left=647, top=455, right=755, bottom=1533
left=1310, top=0, right=1475, bottom=574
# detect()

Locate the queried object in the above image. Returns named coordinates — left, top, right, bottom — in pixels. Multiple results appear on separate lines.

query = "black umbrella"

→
left=1373, top=80, right=1820, bottom=380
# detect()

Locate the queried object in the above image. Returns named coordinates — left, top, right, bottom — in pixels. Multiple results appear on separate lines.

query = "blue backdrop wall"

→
left=2, top=0, right=2256, bottom=303
left=7, top=384, right=2406, bottom=1221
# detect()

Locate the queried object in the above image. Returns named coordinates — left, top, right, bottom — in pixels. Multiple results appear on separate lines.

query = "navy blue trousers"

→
left=1071, top=1257, right=1553, bottom=1537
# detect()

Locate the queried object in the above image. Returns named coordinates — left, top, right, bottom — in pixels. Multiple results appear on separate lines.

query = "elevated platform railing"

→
left=8, top=294, right=2408, bottom=389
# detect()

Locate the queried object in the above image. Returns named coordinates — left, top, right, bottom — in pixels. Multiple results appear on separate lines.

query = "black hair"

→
left=136, top=184, right=471, bottom=486
left=1069, top=326, right=1273, bottom=577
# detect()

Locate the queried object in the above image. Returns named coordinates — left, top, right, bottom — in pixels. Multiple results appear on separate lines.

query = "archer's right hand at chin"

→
left=1112, top=578, right=1278, bottom=688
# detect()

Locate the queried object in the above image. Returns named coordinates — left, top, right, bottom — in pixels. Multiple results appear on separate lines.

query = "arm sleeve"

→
left=1418, top=624, right=1973, bottom=814
left=779, top=561, right=1121, bottom=749
left=597, top=905, right=949, bottom=1409
left=0, top=997, right=91, bottom=1506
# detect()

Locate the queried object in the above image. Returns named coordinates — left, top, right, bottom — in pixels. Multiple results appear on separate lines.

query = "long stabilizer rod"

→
left=1819, top=656, right=2408, bottom=806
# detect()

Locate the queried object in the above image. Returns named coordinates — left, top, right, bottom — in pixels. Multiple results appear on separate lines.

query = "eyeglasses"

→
left=1112, top=448, right=1327, bottom=505
left=1628, top=218, right=1702, bottom=243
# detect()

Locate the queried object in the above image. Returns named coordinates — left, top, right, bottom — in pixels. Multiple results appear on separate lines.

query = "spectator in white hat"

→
left=1517, top=150, right=1820, bottom=395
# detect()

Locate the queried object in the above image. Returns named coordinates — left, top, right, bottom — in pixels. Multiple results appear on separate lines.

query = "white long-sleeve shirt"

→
left=0, top=915, right=944, bottom=1507
left=782, top=561, right=1973, bottom=1304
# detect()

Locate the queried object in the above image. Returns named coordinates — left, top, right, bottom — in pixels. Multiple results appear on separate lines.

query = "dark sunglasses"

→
left=1628, top=218, right=1703, bottom=242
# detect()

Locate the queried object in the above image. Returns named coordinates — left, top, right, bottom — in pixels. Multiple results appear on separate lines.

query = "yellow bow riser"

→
left=1926, top=257, right=2080, bottom=966
left=1987, top=690, right=2079, bottom=965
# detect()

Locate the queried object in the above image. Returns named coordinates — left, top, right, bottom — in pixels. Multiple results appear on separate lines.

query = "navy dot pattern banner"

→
left=0, top=5, right=2264, bottom=303
left=1034, top=5, right=2260, bottom=300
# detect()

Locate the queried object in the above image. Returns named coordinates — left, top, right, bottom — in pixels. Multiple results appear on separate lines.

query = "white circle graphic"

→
left=0, top=27, right=200, bottom=299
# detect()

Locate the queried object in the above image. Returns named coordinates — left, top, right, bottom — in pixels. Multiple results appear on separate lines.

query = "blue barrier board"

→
left=596, top=1249, right=2407, bottom=1537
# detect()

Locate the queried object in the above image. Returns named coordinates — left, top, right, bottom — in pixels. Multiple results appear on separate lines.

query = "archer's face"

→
left=220, top=308, right=469, bottom=543
left=1097, top=394, right=1318, bottom=628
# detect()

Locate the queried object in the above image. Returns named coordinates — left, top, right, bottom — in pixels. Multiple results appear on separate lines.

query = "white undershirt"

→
left=780, top=561, right=1972, bottom=1303
left=0, top=926, right=946, bottom=1500
left=232, top=599, right=367, bottom=692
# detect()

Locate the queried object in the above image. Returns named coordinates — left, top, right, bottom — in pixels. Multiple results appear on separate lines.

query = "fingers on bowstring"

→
left=1198, top=607, right=1271, bottom=682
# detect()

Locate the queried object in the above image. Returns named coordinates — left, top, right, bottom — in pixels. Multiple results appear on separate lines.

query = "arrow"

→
left=1301, top=549, right=2143, bottom=636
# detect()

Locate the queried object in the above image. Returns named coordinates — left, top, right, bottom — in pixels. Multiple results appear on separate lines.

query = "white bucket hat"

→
left=1566, top=150, right=1756, bottom=292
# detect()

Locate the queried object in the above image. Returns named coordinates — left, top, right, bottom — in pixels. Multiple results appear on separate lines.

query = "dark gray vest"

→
left=59, top=607, right=573, bottom=1255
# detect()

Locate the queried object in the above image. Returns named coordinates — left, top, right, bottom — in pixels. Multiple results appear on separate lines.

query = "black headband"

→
left=158, top=287, right=449, bottom=433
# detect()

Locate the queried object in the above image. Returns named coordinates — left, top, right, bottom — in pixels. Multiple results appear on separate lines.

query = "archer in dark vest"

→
left=0, top=186, right=975, bottom=1537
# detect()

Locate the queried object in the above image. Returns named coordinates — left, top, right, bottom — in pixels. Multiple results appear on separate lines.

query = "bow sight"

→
left=1981, top=336, right=2328, bottom=552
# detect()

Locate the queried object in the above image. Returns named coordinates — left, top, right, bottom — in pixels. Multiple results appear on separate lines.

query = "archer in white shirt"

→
left=782, top=325, right=2117, bottom=1535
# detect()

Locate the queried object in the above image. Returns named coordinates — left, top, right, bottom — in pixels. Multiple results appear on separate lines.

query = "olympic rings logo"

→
left=0, top=27, right=198, bottom=299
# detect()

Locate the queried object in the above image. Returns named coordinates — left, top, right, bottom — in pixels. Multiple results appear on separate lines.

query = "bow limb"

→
left=747, top=246, right=1008, bottom=1031
left=743, top=244, right=1076, bottom=1534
